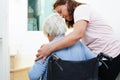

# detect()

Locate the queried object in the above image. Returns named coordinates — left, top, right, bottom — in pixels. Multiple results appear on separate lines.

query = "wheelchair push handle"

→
left=97, top=52, right=113, bottom=69
left=97, top=52, right=113, bottom=61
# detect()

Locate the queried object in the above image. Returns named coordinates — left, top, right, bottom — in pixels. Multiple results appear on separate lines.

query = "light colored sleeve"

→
left=28, top=57, right=50, bottom=80
left=74, top=5, right=91, bottom=23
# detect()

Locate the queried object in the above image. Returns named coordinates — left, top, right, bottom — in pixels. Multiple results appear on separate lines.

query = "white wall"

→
left=9, top=0, right=120, bottom=69
left=0, top=0, right=10, bottom=79
left=9, top=0, right=48, bottom=69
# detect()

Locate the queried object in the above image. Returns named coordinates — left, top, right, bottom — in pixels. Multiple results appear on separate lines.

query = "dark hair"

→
left=53, top=0, right=85, bottom=28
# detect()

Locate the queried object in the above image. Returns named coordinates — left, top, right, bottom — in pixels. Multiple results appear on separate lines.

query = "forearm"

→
left=50, top=31, right=82, bottom=52
left=35, top=20, right=88, bottom=64
left=37, top=20, right=87, bottom=59
left=50, top=20, right=87, bottom=52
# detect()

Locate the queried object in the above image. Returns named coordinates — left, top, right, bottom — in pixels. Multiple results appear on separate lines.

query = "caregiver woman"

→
left=36, top=0, right=120, bottom=80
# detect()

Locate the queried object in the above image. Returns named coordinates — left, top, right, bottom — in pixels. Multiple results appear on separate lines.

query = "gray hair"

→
left=43, top=13, right=67, bottom=37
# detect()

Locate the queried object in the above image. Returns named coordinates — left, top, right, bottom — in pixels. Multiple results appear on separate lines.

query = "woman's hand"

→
left=35, top=44, right=53, bottom=63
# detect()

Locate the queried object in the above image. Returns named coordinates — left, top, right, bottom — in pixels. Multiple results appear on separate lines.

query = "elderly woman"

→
left=28, top=13, right=96, bottom=80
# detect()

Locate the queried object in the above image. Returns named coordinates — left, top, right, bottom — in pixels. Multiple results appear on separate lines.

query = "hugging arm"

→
left=36, top=20, right=88, bottom=62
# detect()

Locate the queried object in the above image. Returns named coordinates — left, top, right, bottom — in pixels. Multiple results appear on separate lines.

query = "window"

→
left=28, top=0, right=55, bottom=31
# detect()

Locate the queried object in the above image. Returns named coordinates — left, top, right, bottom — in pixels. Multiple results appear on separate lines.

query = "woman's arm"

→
left=36, top=20, right=88, bottom=62
left=52, top=20, right=88, bottom=50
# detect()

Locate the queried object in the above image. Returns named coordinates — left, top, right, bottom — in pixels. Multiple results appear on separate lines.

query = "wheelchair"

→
left=46, top=52, right=112, bottom=80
